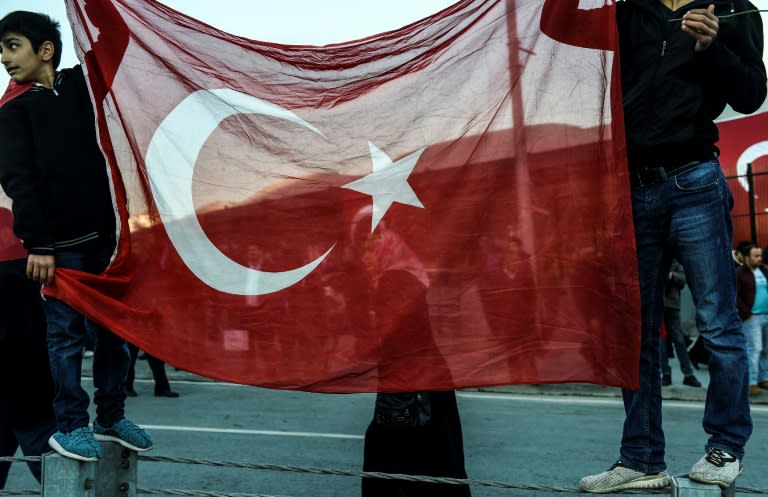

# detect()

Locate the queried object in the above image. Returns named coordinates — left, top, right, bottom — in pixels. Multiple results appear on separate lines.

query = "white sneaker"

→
left=689, top=448, right=742, bottom=488
left=580, top=461, right=671, bottom=493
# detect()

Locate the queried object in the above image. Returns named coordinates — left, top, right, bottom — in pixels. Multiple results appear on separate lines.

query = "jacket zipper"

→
left=31, top=83, right=59, bottom=96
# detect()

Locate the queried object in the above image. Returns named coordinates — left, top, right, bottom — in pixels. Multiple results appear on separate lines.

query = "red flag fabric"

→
left=46, top=0, right=640, bottom=391
left=0, top=207, right=26, bottom=263
left=0, top=80, right=32, bottom=109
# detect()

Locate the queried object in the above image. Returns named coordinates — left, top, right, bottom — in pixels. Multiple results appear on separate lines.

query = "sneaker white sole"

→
left=93, top=433, right=153, bottom=452
left=689, top=469, right=743, bottom=489
left=48, top=435, right=100, bottom=462
left=581, top=473, right=672, bottom=493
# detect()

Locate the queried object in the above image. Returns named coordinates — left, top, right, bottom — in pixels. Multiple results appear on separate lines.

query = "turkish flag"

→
left=51, top=0, right=640, bottom=391
left=716, top=113, right=768, bottom=241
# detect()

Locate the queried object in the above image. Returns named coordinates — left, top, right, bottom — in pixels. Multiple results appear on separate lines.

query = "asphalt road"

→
left=5, top=376, right=768, bottom=497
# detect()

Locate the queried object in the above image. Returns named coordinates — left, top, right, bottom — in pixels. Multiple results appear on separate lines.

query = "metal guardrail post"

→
left=41, top=452, right=96, bottom=497
left=671, top=475, right=735, bottom=497
left=96, top=442, right=137, bottom=497
left=39, top=443, right=136, bottom=497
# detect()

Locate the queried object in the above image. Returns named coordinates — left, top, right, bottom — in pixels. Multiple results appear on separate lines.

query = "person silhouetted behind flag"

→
left=0, top=206, right=55, bottom=488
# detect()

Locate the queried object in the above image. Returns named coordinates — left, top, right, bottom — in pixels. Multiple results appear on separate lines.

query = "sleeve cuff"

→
left=27, top=246, right=54, bottom=255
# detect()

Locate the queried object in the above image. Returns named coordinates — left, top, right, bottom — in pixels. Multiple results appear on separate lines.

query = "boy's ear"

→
left=37, top=40, right=56, bottom=65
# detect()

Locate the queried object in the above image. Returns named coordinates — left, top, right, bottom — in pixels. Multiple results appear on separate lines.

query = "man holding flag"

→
left=542, top=0, right=765, bottom=492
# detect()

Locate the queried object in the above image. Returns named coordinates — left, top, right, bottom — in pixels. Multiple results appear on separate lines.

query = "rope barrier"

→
left=3, top=454, right=768, bottom=495
left=131, top=489, right=768, bottom=497
left=136, top=455, right=768, bottom=494
left=0, top=457, right=40, bottom=464
left=138, top=490, right=292, bottom=497
left=137, top=455, right=664, bottom=493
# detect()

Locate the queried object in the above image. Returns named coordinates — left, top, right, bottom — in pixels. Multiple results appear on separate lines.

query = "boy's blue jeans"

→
left=43, top=237, right=130, bottom=433
left=620, top=160, right=751, bottom=472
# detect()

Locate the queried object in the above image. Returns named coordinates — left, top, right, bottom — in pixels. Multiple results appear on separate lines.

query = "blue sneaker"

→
left=48, top=427, right=102, bottom=462
left=93, top=418, right=154, bottom=452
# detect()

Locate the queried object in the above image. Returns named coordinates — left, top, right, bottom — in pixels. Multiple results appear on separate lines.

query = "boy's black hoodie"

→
left=0, top=65, right=115, bottom=255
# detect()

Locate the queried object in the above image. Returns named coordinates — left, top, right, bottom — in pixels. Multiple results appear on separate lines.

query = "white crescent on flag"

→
left=144, top=88, right=334, bottom=296
left=736, top=140, right=768, bottom=196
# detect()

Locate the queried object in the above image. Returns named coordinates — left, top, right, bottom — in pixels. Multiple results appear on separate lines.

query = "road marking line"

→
left=140, top=424, right=364, bottom=440
left=129, top=378, right=248, bottom=387
left=457, top=392, right=768, bottom=413
left=123, top=379, right=768, bottom=414
left=458, top=392, right=625, bottom=404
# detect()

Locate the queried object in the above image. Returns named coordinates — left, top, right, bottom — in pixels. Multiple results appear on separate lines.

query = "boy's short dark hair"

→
left=0, top=11, right=62, bottom=69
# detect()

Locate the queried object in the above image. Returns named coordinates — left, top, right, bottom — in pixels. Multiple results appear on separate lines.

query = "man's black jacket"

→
left=540, top=0, right=767, bottom=170
left=618, top=0, right=767, bottom=170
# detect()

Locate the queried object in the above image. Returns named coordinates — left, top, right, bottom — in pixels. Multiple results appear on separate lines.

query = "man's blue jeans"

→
left=741, top=313, right=768, bottom=385
left=621, top=160, right=751, bottom=472
left=43, top=237, right=130, bottom=433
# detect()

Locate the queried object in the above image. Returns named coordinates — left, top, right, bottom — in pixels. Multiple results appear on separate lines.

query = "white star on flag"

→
left=342, top=142, right=425, bottom=232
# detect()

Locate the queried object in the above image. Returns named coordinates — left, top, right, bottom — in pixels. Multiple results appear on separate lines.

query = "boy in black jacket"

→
left=0, top=11, right=152, bottom=462
left=540, top=0, right=765, bottom=492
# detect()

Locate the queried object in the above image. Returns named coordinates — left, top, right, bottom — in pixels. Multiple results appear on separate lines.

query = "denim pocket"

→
left=673, top=162, right=718, bottom=193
